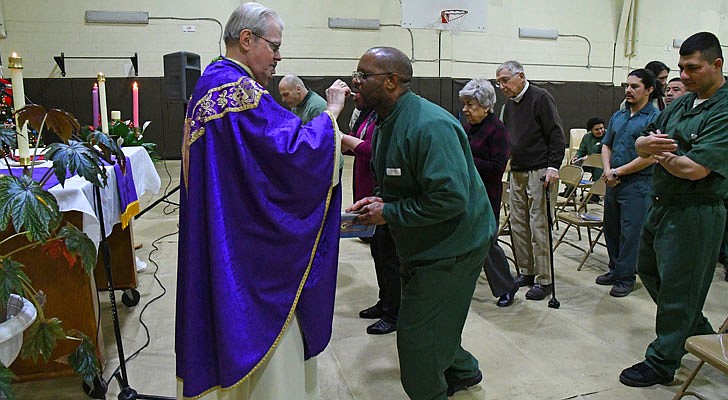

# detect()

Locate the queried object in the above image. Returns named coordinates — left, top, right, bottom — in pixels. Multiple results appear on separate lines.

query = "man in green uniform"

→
left=347, top=47, right=494, bottom=399
left=620, top=31, right=728, bottom=387
left=278, top=74, right=328, bottom=123
left=572, top=117, right=605, bottom=179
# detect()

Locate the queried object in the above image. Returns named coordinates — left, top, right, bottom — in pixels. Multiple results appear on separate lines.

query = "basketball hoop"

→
left=440, top=9, right=468, bottom=34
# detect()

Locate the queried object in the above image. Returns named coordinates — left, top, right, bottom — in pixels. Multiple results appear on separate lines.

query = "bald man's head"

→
left=353, top=46, right=413, bottom=117
left=278, top=74, right=308, bottom=108
left=364, top=47, right=412, bottom=84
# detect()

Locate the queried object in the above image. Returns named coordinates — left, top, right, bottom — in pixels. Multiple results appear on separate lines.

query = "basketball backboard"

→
left=401, top=0, right=487, bottom=33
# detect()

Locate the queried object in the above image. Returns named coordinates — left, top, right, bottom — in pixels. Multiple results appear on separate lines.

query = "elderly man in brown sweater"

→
left=495, top=60, right=565, bottom=300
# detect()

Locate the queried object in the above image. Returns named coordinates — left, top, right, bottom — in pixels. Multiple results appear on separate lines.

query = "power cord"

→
left=103, top=229, right=179, bottom=388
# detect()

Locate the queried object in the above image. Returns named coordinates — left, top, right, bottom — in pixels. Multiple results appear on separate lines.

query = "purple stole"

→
left=176, top=58, right=341, bottom=398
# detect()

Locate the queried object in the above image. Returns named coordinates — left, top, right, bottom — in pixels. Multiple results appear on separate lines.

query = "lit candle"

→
left=92, top=83, right=99, bottom=128
left=132, top=81, right=139, bottom=128
left=111, top=110, right=121, bottom=121
left=8, top=52, right=29, bottom=162
left=97, top=72, right=109, bottom=134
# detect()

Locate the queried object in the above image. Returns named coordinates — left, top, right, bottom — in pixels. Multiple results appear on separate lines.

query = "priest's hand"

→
left=346, top=196, right=386, bottom=225
left=326, top=80, right=351, bottom=119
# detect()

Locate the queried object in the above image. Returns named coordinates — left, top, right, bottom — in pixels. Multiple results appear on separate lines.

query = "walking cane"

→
left=542, top=176, right=561, bottom=309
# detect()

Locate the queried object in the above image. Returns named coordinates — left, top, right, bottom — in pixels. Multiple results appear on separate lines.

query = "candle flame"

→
left=93, top=82, right=98, bottom=88
left=11, top=52, right=17, bottom=57
left=133, top=82, right=138, bottom=89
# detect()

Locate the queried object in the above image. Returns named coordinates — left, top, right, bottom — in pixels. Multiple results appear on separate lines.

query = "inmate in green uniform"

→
left=637, top=83, right=728, bottom=379
left=372, top=91, right=495, bottom=399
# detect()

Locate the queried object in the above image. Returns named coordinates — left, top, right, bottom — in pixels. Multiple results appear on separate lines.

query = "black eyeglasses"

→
left=352, top=71, right=393, bottom=81
left=252, top=32, right=281, bottom=53
left=495, top=75, right=513, bottom=88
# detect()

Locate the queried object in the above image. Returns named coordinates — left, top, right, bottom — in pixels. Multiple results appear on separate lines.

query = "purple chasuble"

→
left=176, top=58, right=341, bottom=398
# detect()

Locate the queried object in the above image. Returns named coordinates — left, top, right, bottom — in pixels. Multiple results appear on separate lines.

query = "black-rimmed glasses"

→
left=252, top=32, right=281, bottom=53
left=352, top=71, right=393, bottom=81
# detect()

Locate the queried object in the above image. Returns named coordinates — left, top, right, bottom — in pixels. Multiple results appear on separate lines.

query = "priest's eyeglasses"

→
left=352, top=71, right=393, bottom=81
left=252, top=32, right=281, bottom=53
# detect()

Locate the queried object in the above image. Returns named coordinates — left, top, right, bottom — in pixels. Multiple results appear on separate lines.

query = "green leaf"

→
left=0, top=174, right=61, bottom=242
left=0, top=258, right=29, bottom=306
left=0, top=363, right=17, bottom=400
left=0, top=126, right=17, bottom=150
left=21, top=317, right=65, bottom=363
left=67, top=332, right=100, bottom=384
left=86, top=130, right=124, bottom=166
left=45, top=141, right=105, bottom=187
left=58, top=224, right=97, bottom=275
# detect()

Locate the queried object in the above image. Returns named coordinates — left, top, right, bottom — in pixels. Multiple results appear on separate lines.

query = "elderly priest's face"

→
left=248, top=22, right=282, bottom=86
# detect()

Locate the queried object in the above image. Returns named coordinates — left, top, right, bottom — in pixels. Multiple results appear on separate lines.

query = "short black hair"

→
left=645, top=61, right=669, bottom=75
left=680, top=32, right=723, bottom=62
left=668, top=77, right=682, bottom=84
left=586, top=117, right=605, bottom=132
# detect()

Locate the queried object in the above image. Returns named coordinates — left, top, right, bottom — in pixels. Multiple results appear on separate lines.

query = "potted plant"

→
left=0, top=104, right=126, bottom=399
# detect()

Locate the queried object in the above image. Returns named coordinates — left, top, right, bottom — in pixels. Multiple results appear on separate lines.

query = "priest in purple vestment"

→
left=176, top=3, right=350, bottom=399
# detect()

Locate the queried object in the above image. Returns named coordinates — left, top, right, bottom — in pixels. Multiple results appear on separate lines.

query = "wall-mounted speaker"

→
left=163, top=51, right=200, bottom=103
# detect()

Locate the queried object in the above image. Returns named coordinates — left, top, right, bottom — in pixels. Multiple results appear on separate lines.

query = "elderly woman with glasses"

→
left=459, top=78, right=519, bottom=307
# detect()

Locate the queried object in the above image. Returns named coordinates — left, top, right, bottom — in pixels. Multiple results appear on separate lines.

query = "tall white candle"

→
left=97, top=72, right=109, bottom=134
left=8, top=52, right=29, bottom=161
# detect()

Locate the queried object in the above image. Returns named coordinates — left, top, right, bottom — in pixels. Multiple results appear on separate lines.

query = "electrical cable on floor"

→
left=104, top=229, right=179, bottom=388
left=156, top=158, right=179, bottom=215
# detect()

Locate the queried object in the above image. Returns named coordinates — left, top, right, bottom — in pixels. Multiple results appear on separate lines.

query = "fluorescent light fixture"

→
left=673, top=38, right=684, bottom=48
left=85, top=10, right=149, bottom=24
left=518, top=27, right=559, bottom=40
left=328, top=17, right=380, bottom=30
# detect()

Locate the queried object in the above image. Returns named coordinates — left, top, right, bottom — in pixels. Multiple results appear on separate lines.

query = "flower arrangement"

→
left=0, top=104, right=126, bottom=399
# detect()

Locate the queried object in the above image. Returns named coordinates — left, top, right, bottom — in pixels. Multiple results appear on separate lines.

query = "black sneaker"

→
left=619, top=362, right=673, bottom=387
left=595, top=272, right=615, bottom=285
left=609, top=281, right=634, bottom=297
left=515, top=274, right=535, bottom=287
left=446, top=369, right=483, bottom=396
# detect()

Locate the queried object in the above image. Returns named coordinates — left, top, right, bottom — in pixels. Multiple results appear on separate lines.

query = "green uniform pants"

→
left=397, top=245, right=488, bottom=400
left=636, top=198, right=724, bottom=378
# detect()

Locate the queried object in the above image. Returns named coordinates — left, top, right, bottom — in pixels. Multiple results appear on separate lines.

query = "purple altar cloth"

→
left=176, top=58, right=341, bottom=398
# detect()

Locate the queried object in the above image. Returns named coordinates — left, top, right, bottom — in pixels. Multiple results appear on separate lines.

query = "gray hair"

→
left=459, top=78, right=496, bottom=110
left=279, top=74, right=305, bottom=90
left=223, top=2, right=285, bottom=45
left=496, top=60, right=524, bottom=76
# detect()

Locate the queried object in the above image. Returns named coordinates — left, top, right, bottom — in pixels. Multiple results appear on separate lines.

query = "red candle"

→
left=92, top=83, right=99, bottom=128
left=132, top=81, right=139, bottom=128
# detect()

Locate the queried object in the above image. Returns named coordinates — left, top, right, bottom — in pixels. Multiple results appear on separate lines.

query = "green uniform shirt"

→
left=575, top=132, right=603, bottom=158
left=645, top=83, right=728, bottom=198
left=372, top=91, right=494, bottom=263
left=292, top=91, right=327, bottom=124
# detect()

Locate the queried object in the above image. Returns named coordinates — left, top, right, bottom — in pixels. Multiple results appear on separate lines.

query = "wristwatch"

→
left=611, top=168, right=619, bottom=179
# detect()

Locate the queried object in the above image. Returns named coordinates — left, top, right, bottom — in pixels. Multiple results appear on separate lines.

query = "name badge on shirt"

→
left=386, top=168, right=402, bottom=176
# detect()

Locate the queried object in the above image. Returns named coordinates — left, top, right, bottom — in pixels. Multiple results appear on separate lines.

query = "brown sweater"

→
left=502, top=84, right=565, bottom=171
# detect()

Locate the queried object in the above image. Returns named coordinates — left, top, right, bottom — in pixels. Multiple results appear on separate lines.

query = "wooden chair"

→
left=553, top=179, right=607, bottom=270
left=672, top=315, right=728, bottom=400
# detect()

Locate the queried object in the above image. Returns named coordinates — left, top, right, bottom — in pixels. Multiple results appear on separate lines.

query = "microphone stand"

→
left=86, top=184, right=173, bottom=400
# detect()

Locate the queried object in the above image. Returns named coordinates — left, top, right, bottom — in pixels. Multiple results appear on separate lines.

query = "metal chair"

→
left=672, top=315, right=728, bottom=400
left=553, top=179, right=607, bottom=270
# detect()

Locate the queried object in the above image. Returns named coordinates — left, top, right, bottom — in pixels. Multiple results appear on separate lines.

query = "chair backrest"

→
left=582, top=153, right=603, bottom=169
left=570, top=128, right=588, bottom=151
left=559, top=165, right=584, bottom=187
left=576, top=179, right=606, bottom=211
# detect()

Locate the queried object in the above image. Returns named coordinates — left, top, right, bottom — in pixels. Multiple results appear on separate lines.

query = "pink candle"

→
left=92, top=83, right=99, bottom=128
left=132, top=81, right=139, bottom=128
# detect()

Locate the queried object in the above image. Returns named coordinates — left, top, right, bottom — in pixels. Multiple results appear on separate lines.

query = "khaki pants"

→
left=509, top=168, right=556, bottom=285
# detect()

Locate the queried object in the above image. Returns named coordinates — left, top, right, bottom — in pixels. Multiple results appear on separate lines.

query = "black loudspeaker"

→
left=163, top=51, right=201, bottom=103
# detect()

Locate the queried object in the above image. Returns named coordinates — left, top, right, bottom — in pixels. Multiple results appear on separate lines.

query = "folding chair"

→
left=672, top=315, right=728, bottom=400
left=577, top=154, right=603, bottom=201
left=553, top=179, right=607, bottom=270
left=568, top=128, right=587, bottom=162
left=556, top=165, right=584, bottom=213
left=497, top=181, right=517, bottom=267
